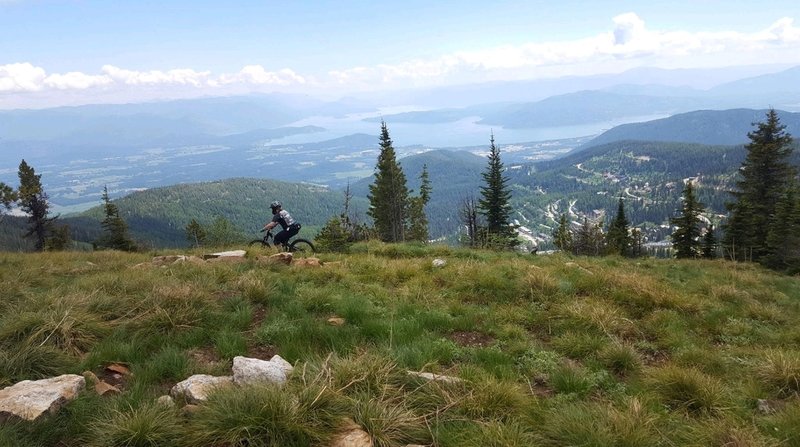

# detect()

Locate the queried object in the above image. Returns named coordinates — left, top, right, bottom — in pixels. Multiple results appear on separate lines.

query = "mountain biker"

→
left=262, top=200, right=301, bottom=247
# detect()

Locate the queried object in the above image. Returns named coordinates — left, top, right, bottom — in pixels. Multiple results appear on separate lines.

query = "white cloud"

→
left=101, top=65, right=211, bottom=86
left=2, top=14, right=800, bottom=102
left=44, top=71, right=113, bottom=90
left=328, top=14, right=800, bottom=85
left=217, top=65, right=306, bottom=86
left=0, top=63, right=46, bottom=92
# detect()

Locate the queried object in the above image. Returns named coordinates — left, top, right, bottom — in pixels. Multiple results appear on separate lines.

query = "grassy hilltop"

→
left=1, top=244, right=799, bottom=446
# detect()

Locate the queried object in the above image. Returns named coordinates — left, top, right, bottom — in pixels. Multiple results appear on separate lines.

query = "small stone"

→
left=0, top=375, right=85, bottom=422
left=432, top=258, right=447, bottom=268
left=152, top=255, right=184, bottom=266
left=171, top=375, right=233, bottom=404
left=232, top=356, right=293, bottom=386
left=258, top=252, right=293, bottom=265
left=327, top=317, right=346, bottom=326
left=156, top=395, right=175, bottom=407
left=203, top=250, right=247, bottom=260
left=105, top=363, right=131, bottom=376
left=82, top=371, right=99, bottom=384
left=294, top=257, right=322, bottom=267
left=95, top=381, right=121, bottom=396
left=407, top=371, right=462, bottom=384
left=331, top=428, right=373, bottom=447
left=757, top=399, right=775, bottom=414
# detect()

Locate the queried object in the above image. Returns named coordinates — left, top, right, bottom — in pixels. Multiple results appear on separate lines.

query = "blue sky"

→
left=2, top=0, right=800, bottom=107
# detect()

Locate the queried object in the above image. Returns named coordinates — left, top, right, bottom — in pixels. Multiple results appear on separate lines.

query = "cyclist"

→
left=262, top=200, right=301, bottom=248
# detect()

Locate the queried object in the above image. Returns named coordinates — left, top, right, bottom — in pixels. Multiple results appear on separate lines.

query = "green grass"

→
left=0, top=244, right=799, bottom=446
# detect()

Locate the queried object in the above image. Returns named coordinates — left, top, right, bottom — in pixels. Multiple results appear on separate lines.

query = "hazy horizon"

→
left=3, top=0, right=800, bottom=109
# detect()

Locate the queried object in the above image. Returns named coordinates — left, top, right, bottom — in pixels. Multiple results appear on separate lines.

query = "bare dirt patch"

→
left=247, top=343, right=277, bottom=360
left=449, top=331, right=495, bottom=347
left=188, top=346, right=222, bottom=366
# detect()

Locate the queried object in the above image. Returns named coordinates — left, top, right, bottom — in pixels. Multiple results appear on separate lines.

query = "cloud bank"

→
left=2, top=14, right=800, bottom=102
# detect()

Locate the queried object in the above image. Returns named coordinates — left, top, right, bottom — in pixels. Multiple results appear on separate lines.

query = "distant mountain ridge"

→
left=584, top=109, right=800, bottom=148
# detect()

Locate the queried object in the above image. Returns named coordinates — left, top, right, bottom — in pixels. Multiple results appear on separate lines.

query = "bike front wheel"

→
left=288, top=239, right=315, bottom=254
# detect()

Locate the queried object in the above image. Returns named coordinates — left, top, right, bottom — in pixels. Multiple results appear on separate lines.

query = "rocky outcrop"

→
left=203, top=250, right=247, bottom=260
left=232, top=355, right=293, bottom=386
left=294, top=257, right=322, bottom=267
left=331, top=427, right=373, bottom=447
left=0, top=375, right=85, bottom=422
left=258, top=252, right=294, bottom=265
left=170, top=375, right=233, bottom=404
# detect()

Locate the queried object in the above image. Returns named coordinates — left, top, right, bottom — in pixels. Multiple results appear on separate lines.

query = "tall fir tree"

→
left=762, top=184, right=800, bottom=271
left=478, top=133, right=518, bottom=249
left=552, top=213, right=572, bottom=252
left=96, top=186, right=137, bottom=251
left=724, top=109, right=795, bottom=262
left=670, top=181, right=704, bottom=259
left=407, top=164, right=432, bottom=242
left=573, top=217, right=604, bottom=256
left=702, top=224, right=718, bottom=259
left=17, top=160, right=55, bottom=251
left=367, top=121, right=409, bottom=243
left=606, top=198, right=631, bottom=256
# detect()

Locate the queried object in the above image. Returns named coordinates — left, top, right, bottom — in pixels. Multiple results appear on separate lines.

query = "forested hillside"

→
left=509, top=140, right=800, bottom=245
left=584, top=109, right=800, bottom=148
left=52, top=179, right=357, bottom=248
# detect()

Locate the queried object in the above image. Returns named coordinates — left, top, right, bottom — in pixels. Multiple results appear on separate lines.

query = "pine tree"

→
left=671, top=181, right=704, bottom=259
left=762, top=185, right=800, bottom=271
left=606, top=198, right=631, bottom=256
left=0, top=182, right=16, bottom=213
left=185, top=219, right=207, bottom=248
left=407, top=164, right=432, bottom=242
left=367, top=121, right=409, bottom=243
left=206, top=216, right=244, bottom=247
left=315, top=216, right=352, bottom=252
left=46, top=224, right=72, bottom=251
left=702, top=224, right=718, bottom=259
left=460, top=196, right=481, bottom=248
left=552, top=213, right=572, bottom=252
left=724, top=109, right=795, bottom=262
left=478, top=133, right=518, bottom=249
left=96, top=186, right=137, bottom=251
left=17, top=160, right=55, bottom=251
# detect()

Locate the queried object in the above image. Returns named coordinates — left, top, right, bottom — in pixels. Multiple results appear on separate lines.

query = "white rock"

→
left=407, top=371, right=462, bottom=384
left=0, top=375, right=85, bottom=422
left=432, top=258, right=447, bottom=268
left=232, top=355, right=293, bottom=386
left=170, top=375, right=232, bottom=404
left=206, top=250, right=247, bottom=259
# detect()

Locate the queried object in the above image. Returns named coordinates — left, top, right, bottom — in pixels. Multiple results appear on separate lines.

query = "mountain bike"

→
left=248, top=228, right=315, bottom=254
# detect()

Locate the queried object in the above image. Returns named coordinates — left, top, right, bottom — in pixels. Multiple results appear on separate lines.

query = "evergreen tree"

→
left=0, top=182, right=16, bottom=213
left=206, top=216, right=244, bottom=247
left=630, top=228, right=645, bottom=258
left=573, top=217, right=604, bottom=256
left=185, top=219, right=207, bottom=248
left=478, top=133, right=518, bottom=249
left=724, top=109, right=796, bottom=262
left=762, top=185, right=800, bottom=271
left=46, top=224, right=72, bottom=251
left=670, top=181, right=704, bottom=259
left=552, top=213, right=572, bottom=252
left=606, top=198, right=631, bottom=256
left=17, top=160, right=55, bottom=251
left=702, top=224, right=718, bottom=259
left=315, top=216, right=352, bottom=252
left=367, top=121, right=409, bottom=243
left=407, top=164, right=432, bottom=242
left=96, top=186, right=137, bottom=251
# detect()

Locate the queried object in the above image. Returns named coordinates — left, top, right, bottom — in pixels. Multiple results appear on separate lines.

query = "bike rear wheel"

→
left=289, top=239, right=315, bottom=254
